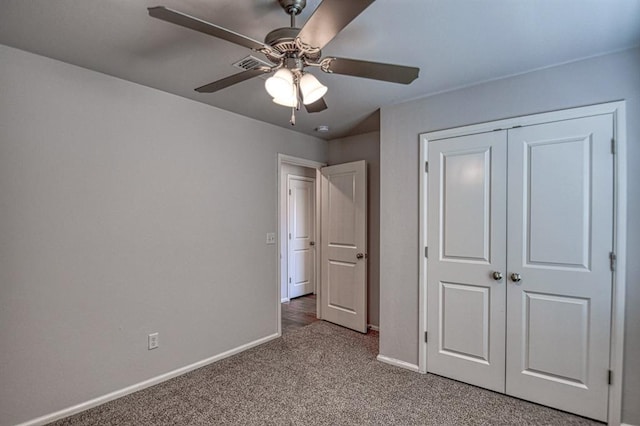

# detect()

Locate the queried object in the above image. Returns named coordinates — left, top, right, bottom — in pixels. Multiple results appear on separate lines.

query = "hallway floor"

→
left=282, top=294, right=319, bottom=334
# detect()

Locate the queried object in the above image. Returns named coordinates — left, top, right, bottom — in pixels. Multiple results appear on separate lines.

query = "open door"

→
left=320, top=160, right=367, bottom=333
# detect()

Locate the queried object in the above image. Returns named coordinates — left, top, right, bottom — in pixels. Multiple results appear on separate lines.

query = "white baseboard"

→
left=17, top=333, right=280, bottom=426
left=376, top=354, right=421, bottom=373
left=621, top=423, right=637, bottom=426
left=368, top=324, right=380, bottom=331
left=281, top=297, right=290, bottom=303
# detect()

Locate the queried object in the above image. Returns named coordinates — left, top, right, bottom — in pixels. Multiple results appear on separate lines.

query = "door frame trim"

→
left=418, top=101, right=627, bottom=425
left=277, top=154, right=325, bottom=336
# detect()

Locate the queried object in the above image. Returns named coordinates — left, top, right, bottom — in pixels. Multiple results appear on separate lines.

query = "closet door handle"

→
left=510, top=273, right=522, bottom=283
left=492, top=271, right=503, bottom=281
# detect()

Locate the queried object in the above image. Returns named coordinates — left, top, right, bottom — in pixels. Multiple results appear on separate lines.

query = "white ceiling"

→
left=1, top=0, right=639, bottom=140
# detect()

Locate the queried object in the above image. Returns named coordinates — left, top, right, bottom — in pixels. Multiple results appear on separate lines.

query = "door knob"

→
left=510, top=273, right=522, bottom=283
left=492, top=271, right=503, bottom=281
left=356, top=253, right=364, bottom=259
left=309, top=241, right=315, bottom=246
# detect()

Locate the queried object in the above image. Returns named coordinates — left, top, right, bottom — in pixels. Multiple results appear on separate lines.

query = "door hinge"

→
left=289, top=233, right=291, bottom=240
left=425, top=161, right=429, bottom=173
left=289, top=189, right=292, bottom=195
left=424, top=246, right=428, bottom=258
left=611, top=138, right=616, bottom=155
left=609, top=251, right=616, bottom=271
left=608, top=369, right=613, bottom=385
left=289, top=277, right=291, bottom=283
left=424, top=331, right=428, bottom=343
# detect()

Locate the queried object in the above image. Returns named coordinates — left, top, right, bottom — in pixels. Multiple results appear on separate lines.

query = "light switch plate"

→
left=266, top=232, right=276, bottom=245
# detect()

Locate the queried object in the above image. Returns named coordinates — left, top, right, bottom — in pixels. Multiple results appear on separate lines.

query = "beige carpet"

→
left=50, top=321, right=600, bottom=425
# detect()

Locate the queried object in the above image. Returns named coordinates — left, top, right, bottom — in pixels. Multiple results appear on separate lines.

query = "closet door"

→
left=505, top=115, right=613, bottom=421
left=427, top=131, right=507, bottom=392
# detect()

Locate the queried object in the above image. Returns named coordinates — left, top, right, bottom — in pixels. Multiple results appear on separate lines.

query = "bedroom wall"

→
left=379, top=47, right=640, bottom=424
left=0, top=44, right=327, bottom=426
left=328, top=131, right=381, bottom=328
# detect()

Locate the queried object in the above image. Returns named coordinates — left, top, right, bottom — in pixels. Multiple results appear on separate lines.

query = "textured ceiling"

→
left=1, top=0, right=639, bottom=140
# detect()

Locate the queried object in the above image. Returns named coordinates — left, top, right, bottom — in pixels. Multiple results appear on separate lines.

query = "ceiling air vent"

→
left=232, top=55, right=272, bottom=71
left=232, top=55, right=272, bottom=80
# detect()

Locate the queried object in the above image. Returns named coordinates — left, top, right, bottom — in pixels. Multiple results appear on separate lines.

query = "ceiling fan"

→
left=148, top=0, right=419, bottom=124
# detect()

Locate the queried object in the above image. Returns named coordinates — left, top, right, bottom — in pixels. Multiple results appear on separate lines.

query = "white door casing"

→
left=426, top=131, right=507, bottom=392
left=288, top=176, right=316, bottom=299
left=505, top=115, right=613, bottom=421
left=321, top=160, right=367, bottom=333
left=424, top=111, right=615, bottom=422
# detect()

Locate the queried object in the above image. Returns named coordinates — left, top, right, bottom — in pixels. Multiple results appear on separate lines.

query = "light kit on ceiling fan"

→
left=148, top=0, right=419, bottom=125
left=266, top=68, right=327, bottom=107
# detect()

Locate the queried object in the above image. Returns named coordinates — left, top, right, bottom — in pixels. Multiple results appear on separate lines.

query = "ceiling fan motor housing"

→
left=263, top=27, right=321, bottom=64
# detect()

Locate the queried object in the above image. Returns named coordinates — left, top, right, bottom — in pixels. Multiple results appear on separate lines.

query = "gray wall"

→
left=328, top=131, right=380, bottom=328
left=379, top=47, right=640, bottom=424
left=0, top=44, right=327, bottom=426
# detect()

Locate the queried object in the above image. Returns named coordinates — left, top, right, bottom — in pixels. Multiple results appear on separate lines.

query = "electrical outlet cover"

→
left=148, top=332, right=159, bottom=350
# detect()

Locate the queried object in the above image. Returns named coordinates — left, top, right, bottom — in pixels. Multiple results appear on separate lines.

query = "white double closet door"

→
left=426, top=114, right=613, bottom=421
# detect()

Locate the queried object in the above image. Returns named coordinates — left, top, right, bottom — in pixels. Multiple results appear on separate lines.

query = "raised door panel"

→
left=442, top=149, right=491, bottom=262
left=292, top=250, right=312, bottom=292
left=427, top=131, right=507, bottom=392
left=525, top=137, right=591, bottom=269
left=293, top=185, right=312, bottom=241
left=522, top=292, right=590, bottom=386
left=326, top=173, right=357, bottom=247
left=439, top=282, right=490, bottom=363
left=506, top=115, right=613, bottom=421
left=327, top=260, right=357, bottom=313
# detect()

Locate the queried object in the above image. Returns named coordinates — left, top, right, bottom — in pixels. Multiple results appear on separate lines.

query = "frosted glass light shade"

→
left=299, top=73, right=327, bottom=105
left=265, top=69, right=294, bottom=99
left=273, top=93, right=298, bottom=107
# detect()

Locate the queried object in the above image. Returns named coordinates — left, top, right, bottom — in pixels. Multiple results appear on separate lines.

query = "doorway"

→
left=277, top=154, right=324, bottom=335
left=277, top=155, right=369, bottom=335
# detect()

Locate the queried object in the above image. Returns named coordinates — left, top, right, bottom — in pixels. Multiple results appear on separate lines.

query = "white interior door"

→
left=425, top=113, right=614, bottom=421
left=321, top=160, right=367, bottom=333
left=505, top=115, right=613, bottom=421
left=427, top=131, right=507, bottom=392
left=288, top=176, right=316, bottom=299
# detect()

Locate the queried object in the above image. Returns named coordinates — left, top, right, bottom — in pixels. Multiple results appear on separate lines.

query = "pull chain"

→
left=289, top=77, right=299, bottom=126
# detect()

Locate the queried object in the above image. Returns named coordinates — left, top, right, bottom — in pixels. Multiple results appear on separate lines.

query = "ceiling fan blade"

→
left=305, top=97, right=328, bottom=113
left=195, top=68, right=269, bottom=93
left=297, top=0, right=375, bottom=50
left=148, top=6, right=271, bottom=52
left=323, top=57, right=419, bottom=84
